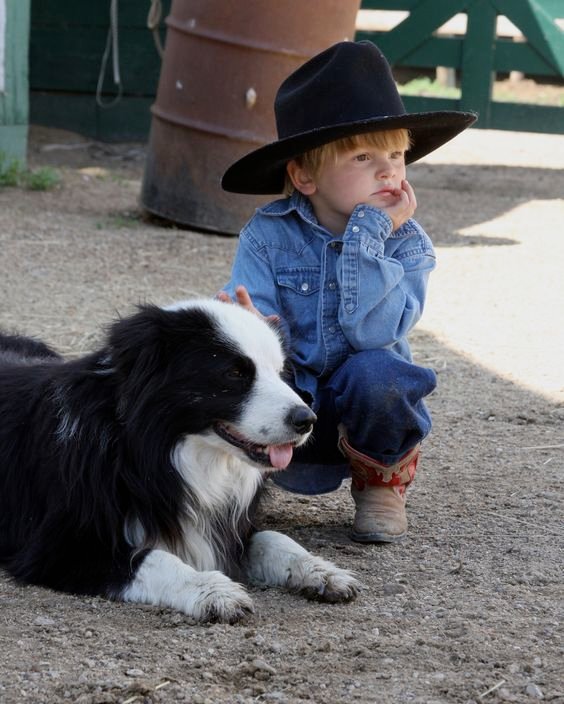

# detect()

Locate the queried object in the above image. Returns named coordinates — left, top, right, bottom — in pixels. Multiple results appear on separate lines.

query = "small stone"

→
left=33, top=616, right=55, bottom=627
left=525, top=683, right=544, bottom=699
left=251, top=658, right=276, bottom=675
left=382, top=583, right=406, bottom=596
left=125, top=668, right=145, bottom=677
left=238, top=658, right=277, bottom=680
left=449, top=627, right=467, bottom=639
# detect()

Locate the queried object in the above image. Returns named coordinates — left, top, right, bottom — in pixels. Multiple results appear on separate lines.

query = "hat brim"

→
left=222, top=111, right=477, bottom=194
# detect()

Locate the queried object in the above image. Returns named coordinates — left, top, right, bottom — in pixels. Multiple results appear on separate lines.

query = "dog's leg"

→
left=121, top=549, right=254, bottom=623
left=244, top=530, right=359, bottom=603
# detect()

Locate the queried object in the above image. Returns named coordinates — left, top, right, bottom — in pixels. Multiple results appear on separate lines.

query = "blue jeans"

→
left=273, top=349, right=437, bottom=495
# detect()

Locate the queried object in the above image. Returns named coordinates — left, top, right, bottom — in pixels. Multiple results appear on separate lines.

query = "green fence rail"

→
left=357, top=0, right=564, bottom=134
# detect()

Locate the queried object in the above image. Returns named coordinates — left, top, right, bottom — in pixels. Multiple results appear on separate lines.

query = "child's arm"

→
left=336, top=208, right=435, bottom=350
left=219, top=232, right=282, bottom=322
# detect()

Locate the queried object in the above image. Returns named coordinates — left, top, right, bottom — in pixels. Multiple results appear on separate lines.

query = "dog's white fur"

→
left=125, top=432, right=359, bottom=620
left=124, top=303, right=358, bottom=620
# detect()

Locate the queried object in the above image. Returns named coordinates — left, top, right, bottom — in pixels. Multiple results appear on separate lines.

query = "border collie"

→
left=0, top=300, right=358, bottom=622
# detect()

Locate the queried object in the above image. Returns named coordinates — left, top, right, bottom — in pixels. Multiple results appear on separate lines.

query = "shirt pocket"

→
left=276, top=267, right=321, bottom=344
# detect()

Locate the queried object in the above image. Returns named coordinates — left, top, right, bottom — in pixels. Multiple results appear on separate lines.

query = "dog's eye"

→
left=225, top=364, right=248, bottom=381
left=223, top=357, right=254, bottom=384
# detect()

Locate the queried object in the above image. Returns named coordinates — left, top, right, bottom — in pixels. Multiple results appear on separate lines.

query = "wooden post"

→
left=460, top=0, right=497, bottom=128
left=0, top=0, right=30, bottom=168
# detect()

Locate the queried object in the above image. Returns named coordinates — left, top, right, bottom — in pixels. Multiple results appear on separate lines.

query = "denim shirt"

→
left=223, top=191, right=436, bottom=400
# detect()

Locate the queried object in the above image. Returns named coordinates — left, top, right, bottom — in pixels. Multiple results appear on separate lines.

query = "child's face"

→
left=296, top=143, right=407, bottom=235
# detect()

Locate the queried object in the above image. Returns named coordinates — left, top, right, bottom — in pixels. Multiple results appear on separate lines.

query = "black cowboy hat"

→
left=222, top=41, right=477, bottom=195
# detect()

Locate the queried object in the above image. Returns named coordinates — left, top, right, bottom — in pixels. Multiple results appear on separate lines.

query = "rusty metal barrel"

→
left=140, top=0, right=361, bottom=234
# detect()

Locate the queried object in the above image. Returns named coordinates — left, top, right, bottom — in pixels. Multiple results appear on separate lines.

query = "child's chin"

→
left=369, top=193, right=398, bottom=208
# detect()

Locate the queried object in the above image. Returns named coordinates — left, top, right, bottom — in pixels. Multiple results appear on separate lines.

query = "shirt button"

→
left=300, top=282, right=309, bottom=292
left=352, top=225, right=360, bottom=233
left=357, top=211, right=365, bottom=218
left=329, top=326, right=336, bottom=334
left=328, top=282, right=336, bottom=290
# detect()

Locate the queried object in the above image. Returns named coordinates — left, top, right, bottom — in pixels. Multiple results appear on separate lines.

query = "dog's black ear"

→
left=107, top=304, right=223, bottom=431
left=108, top=304, right=217, bottom=378
left=108, top=305, right=165, bottom=376
left=107, top=306, right=183, bottom=420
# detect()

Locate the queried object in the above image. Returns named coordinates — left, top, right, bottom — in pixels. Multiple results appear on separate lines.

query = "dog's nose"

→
left=287, top=406, right=317, bottom=435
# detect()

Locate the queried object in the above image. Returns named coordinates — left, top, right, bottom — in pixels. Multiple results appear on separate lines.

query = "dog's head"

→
left=108, top=299, right=316, bottom=471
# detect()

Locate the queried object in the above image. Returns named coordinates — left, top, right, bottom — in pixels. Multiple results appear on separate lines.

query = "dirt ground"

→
left=0, top=124, right=563, bottom=704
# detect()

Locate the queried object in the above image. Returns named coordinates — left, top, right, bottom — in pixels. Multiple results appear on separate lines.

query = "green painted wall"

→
left=0, top=0, right=30, bottom=166
left=29, top=0, right=170, bottom=142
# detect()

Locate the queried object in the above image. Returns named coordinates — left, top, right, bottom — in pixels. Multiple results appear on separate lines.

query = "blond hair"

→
left=285, top=128, right=411, bottom=195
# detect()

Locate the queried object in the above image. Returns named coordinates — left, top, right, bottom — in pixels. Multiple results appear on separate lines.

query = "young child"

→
left=219, top=41, right=476, bottom=543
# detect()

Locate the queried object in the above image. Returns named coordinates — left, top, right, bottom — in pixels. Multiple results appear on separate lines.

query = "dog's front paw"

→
left=191, top=571, right=255, bottom=624
left=288, top=557, right=360, bottom=603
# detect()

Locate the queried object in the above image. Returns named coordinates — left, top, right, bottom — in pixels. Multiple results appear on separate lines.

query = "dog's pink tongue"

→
left=268, top=444, right=294, bottom=469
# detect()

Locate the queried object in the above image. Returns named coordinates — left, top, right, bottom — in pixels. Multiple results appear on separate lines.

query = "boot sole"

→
left=350, top=529, right=407, bottom=544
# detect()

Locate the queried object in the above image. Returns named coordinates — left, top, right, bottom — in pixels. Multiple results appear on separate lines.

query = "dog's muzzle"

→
left=213, top=404, right=316, bottom=470
left=286, top=405, right=317, bottom=436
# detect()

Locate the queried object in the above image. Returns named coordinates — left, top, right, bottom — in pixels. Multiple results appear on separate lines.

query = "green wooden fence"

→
left=27, top=0, right=563, bottom=140
left=356, top=0, right=564, bottom=134
left=0, top=0, right=31, bottom=165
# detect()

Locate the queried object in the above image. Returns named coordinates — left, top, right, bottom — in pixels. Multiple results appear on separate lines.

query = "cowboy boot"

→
left=338, top=429, right=420, bottom=543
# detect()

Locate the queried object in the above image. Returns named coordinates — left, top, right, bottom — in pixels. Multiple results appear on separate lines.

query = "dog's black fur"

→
left=0, top=301, right=358, bottom=620
left=0, top=306, right=266, bottom=592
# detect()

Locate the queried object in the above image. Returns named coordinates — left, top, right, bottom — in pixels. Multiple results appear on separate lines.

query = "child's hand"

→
left=375, top=179, right=417, bottom=232
left=216, top=286, right=280, bottom=324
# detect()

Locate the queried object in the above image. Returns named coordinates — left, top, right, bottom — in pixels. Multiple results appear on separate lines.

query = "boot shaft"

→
left=338, top=431, right=420, bottom=491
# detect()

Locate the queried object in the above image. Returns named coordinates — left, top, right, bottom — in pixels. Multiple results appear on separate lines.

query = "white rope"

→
left=147, top=0, right=164, bottom=59
left=96, top=0, right=123, bottom=108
